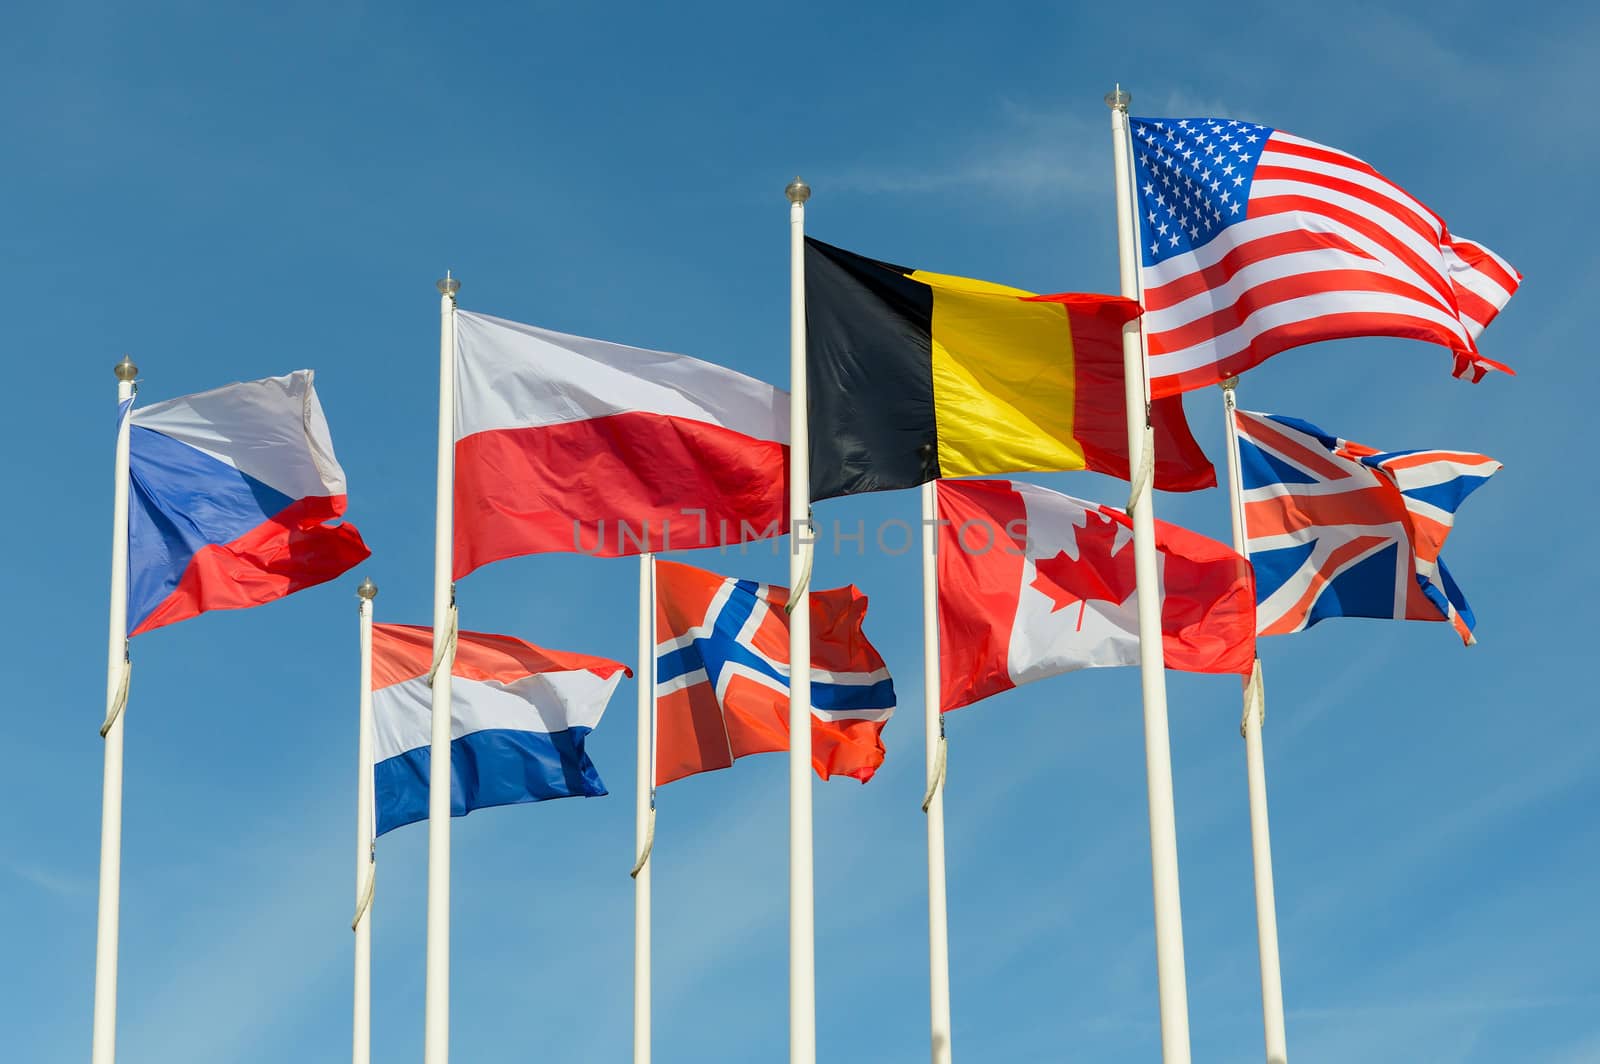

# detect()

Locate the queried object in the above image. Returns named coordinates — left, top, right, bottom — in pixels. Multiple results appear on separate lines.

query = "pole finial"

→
left=436, top=270, right=460, bottom=298
left=114, top=354, right=138, bottom=382
left=1105, top=84, right=1131, bottom=110
left=1220, top=375, right=1240, bottom=390
left=785, top=176, right=811, bottom=205
left=357, top=576, right=378, bottom=600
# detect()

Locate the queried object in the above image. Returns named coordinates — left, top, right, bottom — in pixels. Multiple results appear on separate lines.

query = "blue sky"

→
left=4, top=1, right=1598, bottom=1061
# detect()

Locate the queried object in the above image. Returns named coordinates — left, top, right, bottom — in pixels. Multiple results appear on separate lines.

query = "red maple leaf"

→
left=1029, top=510, right=1138, bottom=631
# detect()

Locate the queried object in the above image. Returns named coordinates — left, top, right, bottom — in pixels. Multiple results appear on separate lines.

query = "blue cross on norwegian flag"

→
left=1234, top=409, right=1499, bottom=645
left=1129, top=116, right=1522, bottom=397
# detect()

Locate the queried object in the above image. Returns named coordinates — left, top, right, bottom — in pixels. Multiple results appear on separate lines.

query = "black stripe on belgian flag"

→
left=804, top=238, right=940, bottom=502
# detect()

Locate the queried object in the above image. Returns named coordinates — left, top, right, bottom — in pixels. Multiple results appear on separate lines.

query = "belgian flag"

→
left=805, top=238, right=1216, bottom=502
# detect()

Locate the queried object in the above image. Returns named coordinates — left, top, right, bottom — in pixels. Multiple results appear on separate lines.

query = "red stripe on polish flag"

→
left=453, top=410, right=789, bottom=578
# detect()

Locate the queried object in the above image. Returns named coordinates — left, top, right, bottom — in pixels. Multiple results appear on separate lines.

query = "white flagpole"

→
left=785, top=175, right=817, bottom=1064
left=354, top=577, right=378, bottom=1064
left=1106, top=86, right=1194, bottom=1064
left=425, top=274, right=460, bottom=1064
left=920, top=482, right=953, bottom=1064
left=633, top=551, right=654, bottom=1064
left=1220, top=379, right=1288, bottom=1064
left=92, top=354, right=138, bottom=1064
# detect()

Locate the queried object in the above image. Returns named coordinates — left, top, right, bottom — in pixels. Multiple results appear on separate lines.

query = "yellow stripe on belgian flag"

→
left=911, top=268, right=1088, bottom=479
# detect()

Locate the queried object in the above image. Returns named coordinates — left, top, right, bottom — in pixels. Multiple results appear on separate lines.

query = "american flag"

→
left=1234, top=409, right=1499, bottom=645
left=1131, top=116, right=1522, bottom=397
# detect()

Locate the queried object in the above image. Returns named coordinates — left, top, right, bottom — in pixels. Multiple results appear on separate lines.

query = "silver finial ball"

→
left=114, top=355, right=138, bottom=382
left=1105, top=86, right=1131, bottom=110
left=357, top=577, right=378, bottom=600
left=785, top=177, right=811, bottom=205
left=1220, top=375, right=1240, bottom=390
left=437, top=276, right=461, bottom=297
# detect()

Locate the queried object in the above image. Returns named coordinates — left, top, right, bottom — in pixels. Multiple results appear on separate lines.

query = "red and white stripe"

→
left=452, top=310, right=790, bottom=578
left=1143, top=130, right=1522, bottom=397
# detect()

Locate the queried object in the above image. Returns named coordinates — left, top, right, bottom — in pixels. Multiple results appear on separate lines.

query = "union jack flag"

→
left=1131, top=116, right=1522, bottom=397
left=1234, top=409, right=1499, bottom=644
left=653, top=560, right=895, bottom=786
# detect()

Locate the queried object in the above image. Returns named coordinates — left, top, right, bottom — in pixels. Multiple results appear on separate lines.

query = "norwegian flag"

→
left=653, top=560, right=896, bottom=786
left=1235, top=409, right=1500, bottom=644
left=1131, top=116, right=1522, bottom=397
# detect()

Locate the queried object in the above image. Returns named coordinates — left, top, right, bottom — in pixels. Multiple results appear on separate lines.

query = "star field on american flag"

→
left=1132, top=117, right=1271, bottom=266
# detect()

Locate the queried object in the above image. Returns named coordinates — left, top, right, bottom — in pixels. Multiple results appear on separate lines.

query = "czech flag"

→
left=127, top=371, right=370, bottom=636
left=371, top=623, right=628, bottom=835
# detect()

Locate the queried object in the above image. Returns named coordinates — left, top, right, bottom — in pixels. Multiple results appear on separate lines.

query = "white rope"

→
left=100, top=658, right=131, bottom=738
left=351, top=854, right=375, bottom=931
left=630, top=803, right=656, bottom=879
left=427, top=605, right=458, bottom=688
left=921, top=735, right=948, bottom=813
left=1126, top=421, right=1156, bottom=513
left=1240, top=658, right=1266, bottom=738
left=785, top=513, right=815, bottom=614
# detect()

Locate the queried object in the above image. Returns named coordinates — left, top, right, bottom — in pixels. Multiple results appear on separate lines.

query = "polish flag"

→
left=452, top=311, right=790, bottom=578
left=936, top=479, right=1255, bottom=713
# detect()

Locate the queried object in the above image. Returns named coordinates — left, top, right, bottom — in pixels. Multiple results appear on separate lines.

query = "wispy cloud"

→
left=826, top=92, right=1261, bottom=206
left=9, top=859, right=93, bottom=899
left=828, top=99, right=1105, bottom=204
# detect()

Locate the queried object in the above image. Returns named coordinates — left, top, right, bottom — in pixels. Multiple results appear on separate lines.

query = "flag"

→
left=1131, top=116, right=1522, bottom=396
left=370, top=623, right=628, bottom=835
left=803, top=238, right=1215, bottom=501
left=452, top=311, right=789, bottom=577
left=1235, top=409, right=1499, bottom=644
left=936, top=479, right=1255, bottom=713
left=127, top=371, right=370, bottom=636
left=653, top=559, right=895, bottom=785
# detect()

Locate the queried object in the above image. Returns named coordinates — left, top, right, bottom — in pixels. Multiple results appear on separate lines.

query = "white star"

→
left=1157, top=222, right=1169, bottom=236
left=1147, top=210, right=1157, bottom=224
left=1169, top=233, right=1180, bottom=247
left=1188, top=224, right=1200, bottom=238
left=1220, top=190, right=1231, bottom=203
left=1150, top=241, right=1160, bottom=256
left=1210, top=179, right=1221, bottom=192
left=1233, top=174, right=1245, bottom=186
left=1143, top=182, right=1154, bottom=195
left=1223, top=163, right=1235, bottom=175
left=1230, top=201, right=1242, bottom=214
left=1246, top=133, right=1259, bottom=143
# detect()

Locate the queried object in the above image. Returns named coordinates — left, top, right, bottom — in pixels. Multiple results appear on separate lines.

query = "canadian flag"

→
left=936, top=479, right=1255, bottom=713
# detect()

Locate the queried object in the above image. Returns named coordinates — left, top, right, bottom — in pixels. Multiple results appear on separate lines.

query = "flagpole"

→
left=920, top=481, right=953, bottom=1064
left=785, top=175, right=817, bottom=1064
left=1220, top=379, right=1288, bottom=1064
left=1106, top=86, right=1193, bottom=1064
left=91, top=354, right=138, bottom=1064
left=633, top=551, right=654, bottom=1064
left=425, top=274, right=460, bottom=1064
left=353, top=577, right=378, bottom=1064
